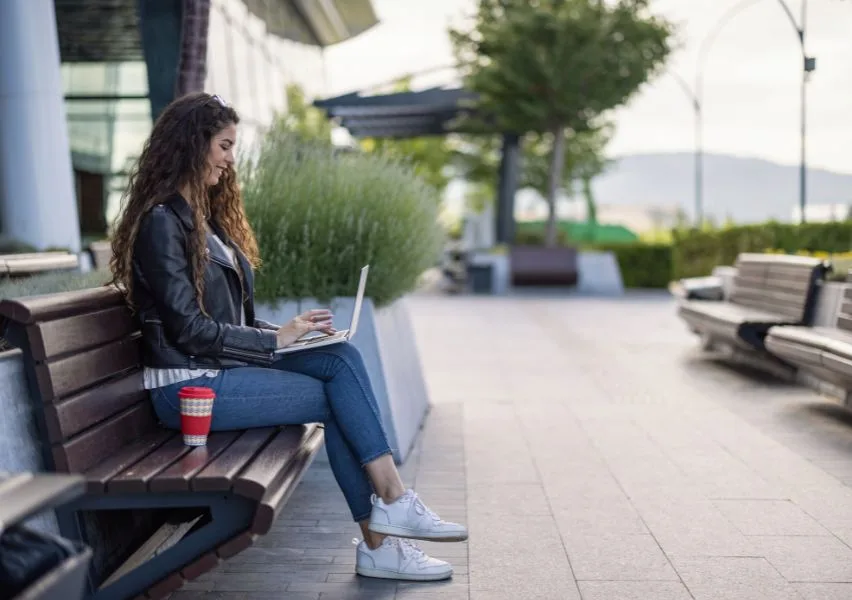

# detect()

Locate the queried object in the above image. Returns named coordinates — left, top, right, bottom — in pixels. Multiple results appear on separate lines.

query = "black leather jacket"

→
left=132, top=194, right=279, bottom=369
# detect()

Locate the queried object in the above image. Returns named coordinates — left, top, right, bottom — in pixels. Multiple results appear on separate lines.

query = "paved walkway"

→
left=175, top=292, right=852, bottom=599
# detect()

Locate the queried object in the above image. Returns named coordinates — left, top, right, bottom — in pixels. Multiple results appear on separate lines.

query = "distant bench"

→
left=0, top=252, right=79, bottom=277
left=0, top=287, right=324, bottom=600
left=678, top=253, right=829, bottom=355
left=766, top=269, right=852, bottom=393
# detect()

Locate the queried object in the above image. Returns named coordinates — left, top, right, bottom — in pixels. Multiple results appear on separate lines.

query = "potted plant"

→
left=240, top=131, right=444, bottom=464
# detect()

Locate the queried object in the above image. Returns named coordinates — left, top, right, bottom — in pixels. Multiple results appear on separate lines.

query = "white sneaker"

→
left=354, top=537, right=453, bottom=581
left=368, top=489, right=468, bottom=542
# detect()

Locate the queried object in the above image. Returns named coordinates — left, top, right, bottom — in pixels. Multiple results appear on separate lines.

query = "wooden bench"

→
left=2, top=472, right=91, bottom=600
left=678, top=253, right=829, bottom=353
left=765, top=270, right=852, bottom=389
left=0, top=287, right=324, bottom=600
left=0, top=253, right=79, bottom=277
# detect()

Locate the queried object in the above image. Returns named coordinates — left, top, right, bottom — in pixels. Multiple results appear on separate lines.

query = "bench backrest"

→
left=835, top=271, right=852, bottom=333
left=730, top=253, right=828, bottom=323
left=0, top=286, right=156, bottom=474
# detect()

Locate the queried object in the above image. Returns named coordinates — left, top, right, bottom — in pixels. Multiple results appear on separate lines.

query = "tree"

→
left=451, top=124, right=612, bottom=229
left=275, top=84, right=334, bottom=143
left=451, top=0, right=674, bottom=246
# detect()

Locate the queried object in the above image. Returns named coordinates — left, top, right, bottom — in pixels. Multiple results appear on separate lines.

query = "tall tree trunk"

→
left=545, top=125, right=566, bottom=247
left=582, top=174, right=597, bottom=238
left=176, top=0, right=211, bottom=97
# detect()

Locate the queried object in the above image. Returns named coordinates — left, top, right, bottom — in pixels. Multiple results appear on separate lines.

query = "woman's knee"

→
left=325, top=342, right=367, bottom=369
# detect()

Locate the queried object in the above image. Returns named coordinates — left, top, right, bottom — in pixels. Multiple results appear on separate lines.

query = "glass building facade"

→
left=61, top=0, right=334, bottom=238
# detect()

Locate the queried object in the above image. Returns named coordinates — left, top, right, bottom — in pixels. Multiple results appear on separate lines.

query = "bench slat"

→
left=84, top=431, right=176, bottom=494
left=149, top=432, right=241, bottom=493
left=191, top=428, right=278, bottom=492
left=0, top=286, right=124, bottom=325
left=45, top=371, right=146, bottom=443
left=28, top=305, right=136, bottom=361
left=36, top=336, right=141, bottom=401
left=252, top=428, right=324, bottom=535
left=233, top=425, right=317, bottom=501
left=108, top=436, right=195, bottom=494
left=57, top=401, right=160, bottom=473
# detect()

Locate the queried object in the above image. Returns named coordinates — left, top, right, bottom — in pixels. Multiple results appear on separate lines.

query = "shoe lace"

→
left=409, top=493, right=443, bottom=524
left=392, top=538, right=429, bottom=563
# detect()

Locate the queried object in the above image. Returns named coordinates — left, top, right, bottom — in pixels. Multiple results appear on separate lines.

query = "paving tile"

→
left=670, top=556, right=802, bottom=600
left=713, top=499, right=828, bottom=536
left=577, top=581, right=692, bottom=600
left=562, top=533, right=678, bottom=581
left=751, top=535, right=852, bottom=582
left=466, top=515, right=580, bottom=599
left=794, top=583, right=852, bottom=599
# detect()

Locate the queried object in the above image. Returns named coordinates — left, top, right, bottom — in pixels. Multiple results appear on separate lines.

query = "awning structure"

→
left=313, top=87, right=519, bottom=244
left=54, top=0, right=378, bottom=63
left=313, top=87, right=479, bottom=138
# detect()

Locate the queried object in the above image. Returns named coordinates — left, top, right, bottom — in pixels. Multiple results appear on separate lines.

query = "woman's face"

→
left=205, top=123, right=237, bottom=186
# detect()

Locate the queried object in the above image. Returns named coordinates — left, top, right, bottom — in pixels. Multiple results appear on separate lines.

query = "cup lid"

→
left=178, top=386, right=216, bottom=399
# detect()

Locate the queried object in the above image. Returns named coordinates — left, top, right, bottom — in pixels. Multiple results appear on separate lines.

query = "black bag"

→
left=0, top=524, right=82, bottom=600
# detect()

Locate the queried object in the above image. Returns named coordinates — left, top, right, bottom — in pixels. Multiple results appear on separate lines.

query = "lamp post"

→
left=673, top=0, right=763, bottom=226
left=773, top=0, right=814, bottom=223
left=672, top=0, right=813, bottom=226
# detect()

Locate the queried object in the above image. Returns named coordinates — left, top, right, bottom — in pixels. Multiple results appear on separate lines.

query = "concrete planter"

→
left=0, top=349, right=58, bottom=533
left=577, top=251, right=624, bottom=296
left=255, top=296, right=430, bottom=465
left=468, top=252, right=510, bottom=295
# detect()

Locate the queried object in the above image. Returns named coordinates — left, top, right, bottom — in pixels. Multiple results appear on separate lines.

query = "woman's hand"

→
left=275, top=308, right=336, bottom=348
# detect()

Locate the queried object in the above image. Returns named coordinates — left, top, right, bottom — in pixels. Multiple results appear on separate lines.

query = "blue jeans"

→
left=149, top=342, right=392, bottom=521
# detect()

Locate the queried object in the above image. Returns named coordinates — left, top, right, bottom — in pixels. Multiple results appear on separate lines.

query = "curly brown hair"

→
left=109, top=92, right=260, bottom=312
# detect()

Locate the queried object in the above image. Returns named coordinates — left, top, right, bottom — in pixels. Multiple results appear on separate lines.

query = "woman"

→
left=109, top=92, right=466, bottom=582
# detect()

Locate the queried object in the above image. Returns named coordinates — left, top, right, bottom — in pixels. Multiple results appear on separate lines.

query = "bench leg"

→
left=65, top=492, right=256, bottom=600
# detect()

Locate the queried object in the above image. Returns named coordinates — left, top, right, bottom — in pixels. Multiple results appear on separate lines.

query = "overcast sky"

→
left=323, top=0, right=852, bottom=174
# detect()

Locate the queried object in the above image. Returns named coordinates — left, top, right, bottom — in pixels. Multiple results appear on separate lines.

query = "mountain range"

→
left=590, top=152, right=852, bottom=224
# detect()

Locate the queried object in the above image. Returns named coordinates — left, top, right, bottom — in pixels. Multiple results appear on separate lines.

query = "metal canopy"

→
left=314, top=87, right=518, bottom=245
left=313, top=88, right=479, bottom=138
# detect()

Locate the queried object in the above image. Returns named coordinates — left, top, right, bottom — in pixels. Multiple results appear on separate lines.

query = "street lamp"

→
left=672, top=0, right=813, bottom=226
left=773, top=0, right=814, bottom=223
left=671, top=0, right=763, bottom=226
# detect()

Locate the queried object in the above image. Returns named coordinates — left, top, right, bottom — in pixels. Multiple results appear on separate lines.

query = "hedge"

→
left=592, top=242, right=672, bottom=288
left=672, top=221, right=852, bottom=279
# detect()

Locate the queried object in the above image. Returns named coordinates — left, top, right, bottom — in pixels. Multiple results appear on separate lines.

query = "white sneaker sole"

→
left=356, top=565, right=453, bottom=581
left=368, top=522, right=469, bottom=542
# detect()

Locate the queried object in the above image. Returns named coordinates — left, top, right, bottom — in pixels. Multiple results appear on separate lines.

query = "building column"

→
left=138, top=0, right=211, bottom=122
left=495, top=132, right=520, bottom=245
left=0, top=0, right=81, bottom=252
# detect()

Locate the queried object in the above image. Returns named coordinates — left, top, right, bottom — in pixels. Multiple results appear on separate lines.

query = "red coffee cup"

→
left=178, top=386, right=215, bottom=446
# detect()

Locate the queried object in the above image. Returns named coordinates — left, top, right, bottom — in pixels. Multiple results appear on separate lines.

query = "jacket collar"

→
left=162, top=194, right=196, bottom=231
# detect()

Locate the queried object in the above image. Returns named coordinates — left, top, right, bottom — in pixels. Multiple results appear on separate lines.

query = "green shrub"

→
left=672, top=221, right=852, bottom=279
left=240, top=131, right=445, bottom=307
left=0, top=269, right=112, bottom=351
left=591, top=242, right=672, bottom=288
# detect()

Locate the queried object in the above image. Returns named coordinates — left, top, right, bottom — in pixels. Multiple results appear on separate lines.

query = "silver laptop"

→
left=274, top=265, right=369, bottom=354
